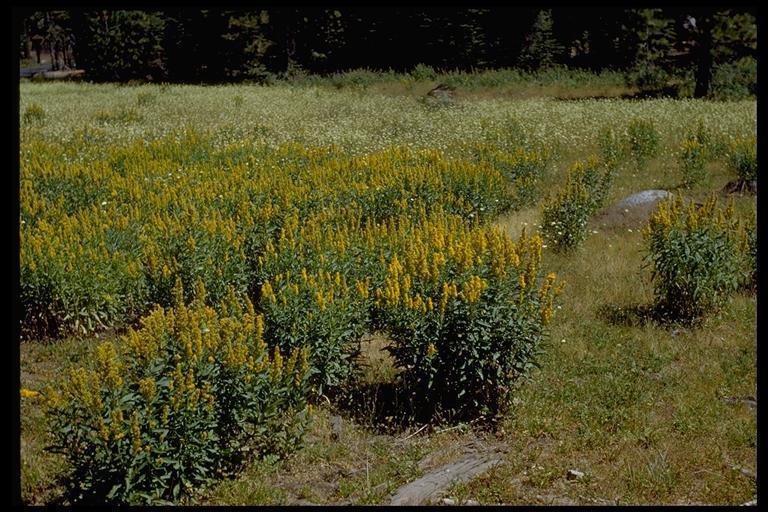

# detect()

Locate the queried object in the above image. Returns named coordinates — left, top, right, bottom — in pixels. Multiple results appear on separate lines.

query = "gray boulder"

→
left=591, top=190, right=675, bottom=229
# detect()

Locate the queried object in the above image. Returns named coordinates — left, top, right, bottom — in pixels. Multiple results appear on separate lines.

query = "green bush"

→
left=410, top=63, right=437, bottom=81
left=41, top=281, right=311, bottom=504
left=726, top=136, right=757, bottom=182
left=137, top=91, right=156, bottom=106
left=259, top=266, right=369, bottom=395
left=645, top=195, right=742, bottom=322
left=374, top=217, right=562, bottom=420
left=678, top=135, right=707, bottom=188
left=627, top=119, right=660, bottom=169
left=597, top=126, right=626, bottom=171
left=691, top=120, right=727, bottom=160
left=541, top=157, right=613, bottom=252
left=466, top=144, right=549, bottom=209
left=710, top=57, right=757, bottom=101
left=23, top=103, right=46, bottom=124
left=740, top=212, right=757, bottom=290
left=94, top=108, right=144, bottom=124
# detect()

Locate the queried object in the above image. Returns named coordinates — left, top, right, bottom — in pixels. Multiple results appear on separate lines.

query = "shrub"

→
left=466, top=144, right=549, bottom=209
left=627, top=119, right=660, bottom=169
left=710, top=57, right=757, bottom=101
left=597, top=126, right=626, bottom=171
left=541, top=157, right=613, bottom=252
left=41, top=280, right=311, bottom=504
left=374, top=215, right=562, bottom=421
left=678, top=135, right=707, bottom=188
left=691, top=120, right=727, bottom=160
left=740, top=211, right=757, bottom=290
left=20, top=215, right=147, bottom=338
left=645, top=195, right=741, bottom=322
left=137, top=91, right=156, bottom=106
left=726, top=136, right=757, bottom=182
left=410, top=63, right=437, bottom=81
left=23, top=103, right=46, bottom=124
left=94, top=108, right=144, bottom=124
left=259, top=267, right=369, bottom=395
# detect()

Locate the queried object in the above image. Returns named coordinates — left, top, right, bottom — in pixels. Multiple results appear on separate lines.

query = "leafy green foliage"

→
left=72, top=10, right=167, bottom=81
left=374, top=218, right=562, bottom=421
left=23, top=103, right=46, bottom=124
left=541, top=157, right=613, bottom=252
left=726, top=136, right=757, bottom=182
left=597, top=126, right=626, bottom=171
left=645, top=196, right=742, bottom=322
left=739, top=211, right=756, bottom=290
left=40, top=281, right=311, bottom=504
left=627, top=119, right=660, bottom=169
left=710, top=57, right=757, bottom=100
left=678, top=135, right=707, bottom=188
left=518, top=10, right=564, bottom=70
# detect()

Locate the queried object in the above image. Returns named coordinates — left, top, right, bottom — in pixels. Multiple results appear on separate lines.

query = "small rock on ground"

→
left=566, top=469, right=585, bottom=480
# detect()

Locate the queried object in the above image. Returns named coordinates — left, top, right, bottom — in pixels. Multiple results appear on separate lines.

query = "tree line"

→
left=17, top=7, right=756, bottom=97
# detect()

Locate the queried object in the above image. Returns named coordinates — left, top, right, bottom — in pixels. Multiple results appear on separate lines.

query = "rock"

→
left=614, top=190, right=674, bottom=209
left=427, top=84, right=456, bottom=100
left=390, top=452, right=504, bottom=505
left=440, top=498, right=457, bottom=506
left=723, top=396, right=757, bottom=410
left=464, top=499, right=481, bottom=506
left=591, top=190, right=674, bottom=230
left=424, top=84, right=457, bottom=107
left=566, top=469, right=585, bottom=480
left=731, top=464, right=757, bottom=479
left=330, top=415, right=343, bottom=441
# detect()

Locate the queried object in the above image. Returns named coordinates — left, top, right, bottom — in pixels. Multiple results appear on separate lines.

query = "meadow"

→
left=19, top=81, right=756, bottom=505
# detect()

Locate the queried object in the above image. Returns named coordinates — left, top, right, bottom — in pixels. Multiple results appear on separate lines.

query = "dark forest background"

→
left=17, top=7, right=757, bottom=98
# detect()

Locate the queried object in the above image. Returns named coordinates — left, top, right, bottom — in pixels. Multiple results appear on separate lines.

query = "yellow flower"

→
left=20, top=388, right=39, bottom=398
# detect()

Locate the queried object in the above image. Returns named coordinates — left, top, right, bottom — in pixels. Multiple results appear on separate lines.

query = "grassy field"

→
left=18, top=81, right=756, bottom=505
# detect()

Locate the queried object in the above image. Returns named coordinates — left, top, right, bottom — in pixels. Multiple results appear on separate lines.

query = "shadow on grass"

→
left=329, top=380, right=497, bottom=435
left=330, top=380, right=431, bottom=435
left=597, top=302, right=705, bottom=329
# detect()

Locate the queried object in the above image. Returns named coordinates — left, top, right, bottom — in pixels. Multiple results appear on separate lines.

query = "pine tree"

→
left=518, top=9, right=564, bottom=70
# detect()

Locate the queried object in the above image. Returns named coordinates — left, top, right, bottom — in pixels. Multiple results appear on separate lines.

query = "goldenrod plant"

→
left=40, top=279, right=311, bottom=504
left=645, top=195, right=742, bottom=322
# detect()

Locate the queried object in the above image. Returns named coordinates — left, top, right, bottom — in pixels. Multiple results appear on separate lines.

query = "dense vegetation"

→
left=19, top=81, right=756, bottom=505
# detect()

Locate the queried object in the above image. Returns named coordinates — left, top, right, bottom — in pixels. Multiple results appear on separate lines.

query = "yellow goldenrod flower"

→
left=20, top=388, right=39, bottom=398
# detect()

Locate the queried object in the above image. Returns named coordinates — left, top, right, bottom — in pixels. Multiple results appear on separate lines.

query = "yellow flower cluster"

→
left=373, top=211, right=554, bottom=315
left=22, top=133, right=527, bottom=336
left=647, top=195, right=738, bottom=236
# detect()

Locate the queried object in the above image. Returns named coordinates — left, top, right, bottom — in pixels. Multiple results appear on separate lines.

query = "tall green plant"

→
left=518, top=9, right=564, bottom=70
left=678, top=135, right=707, bottom=188
left=541, top=157, right=613, bottom=252
left=627, top=119, right=660, bottom=169
left=41, top=280, right=311, bottom=504
left=645, top=195, right=741, bottom=322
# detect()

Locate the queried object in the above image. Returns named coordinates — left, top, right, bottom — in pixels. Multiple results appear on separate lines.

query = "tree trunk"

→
left=693, top=15, right=713, bottom=98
